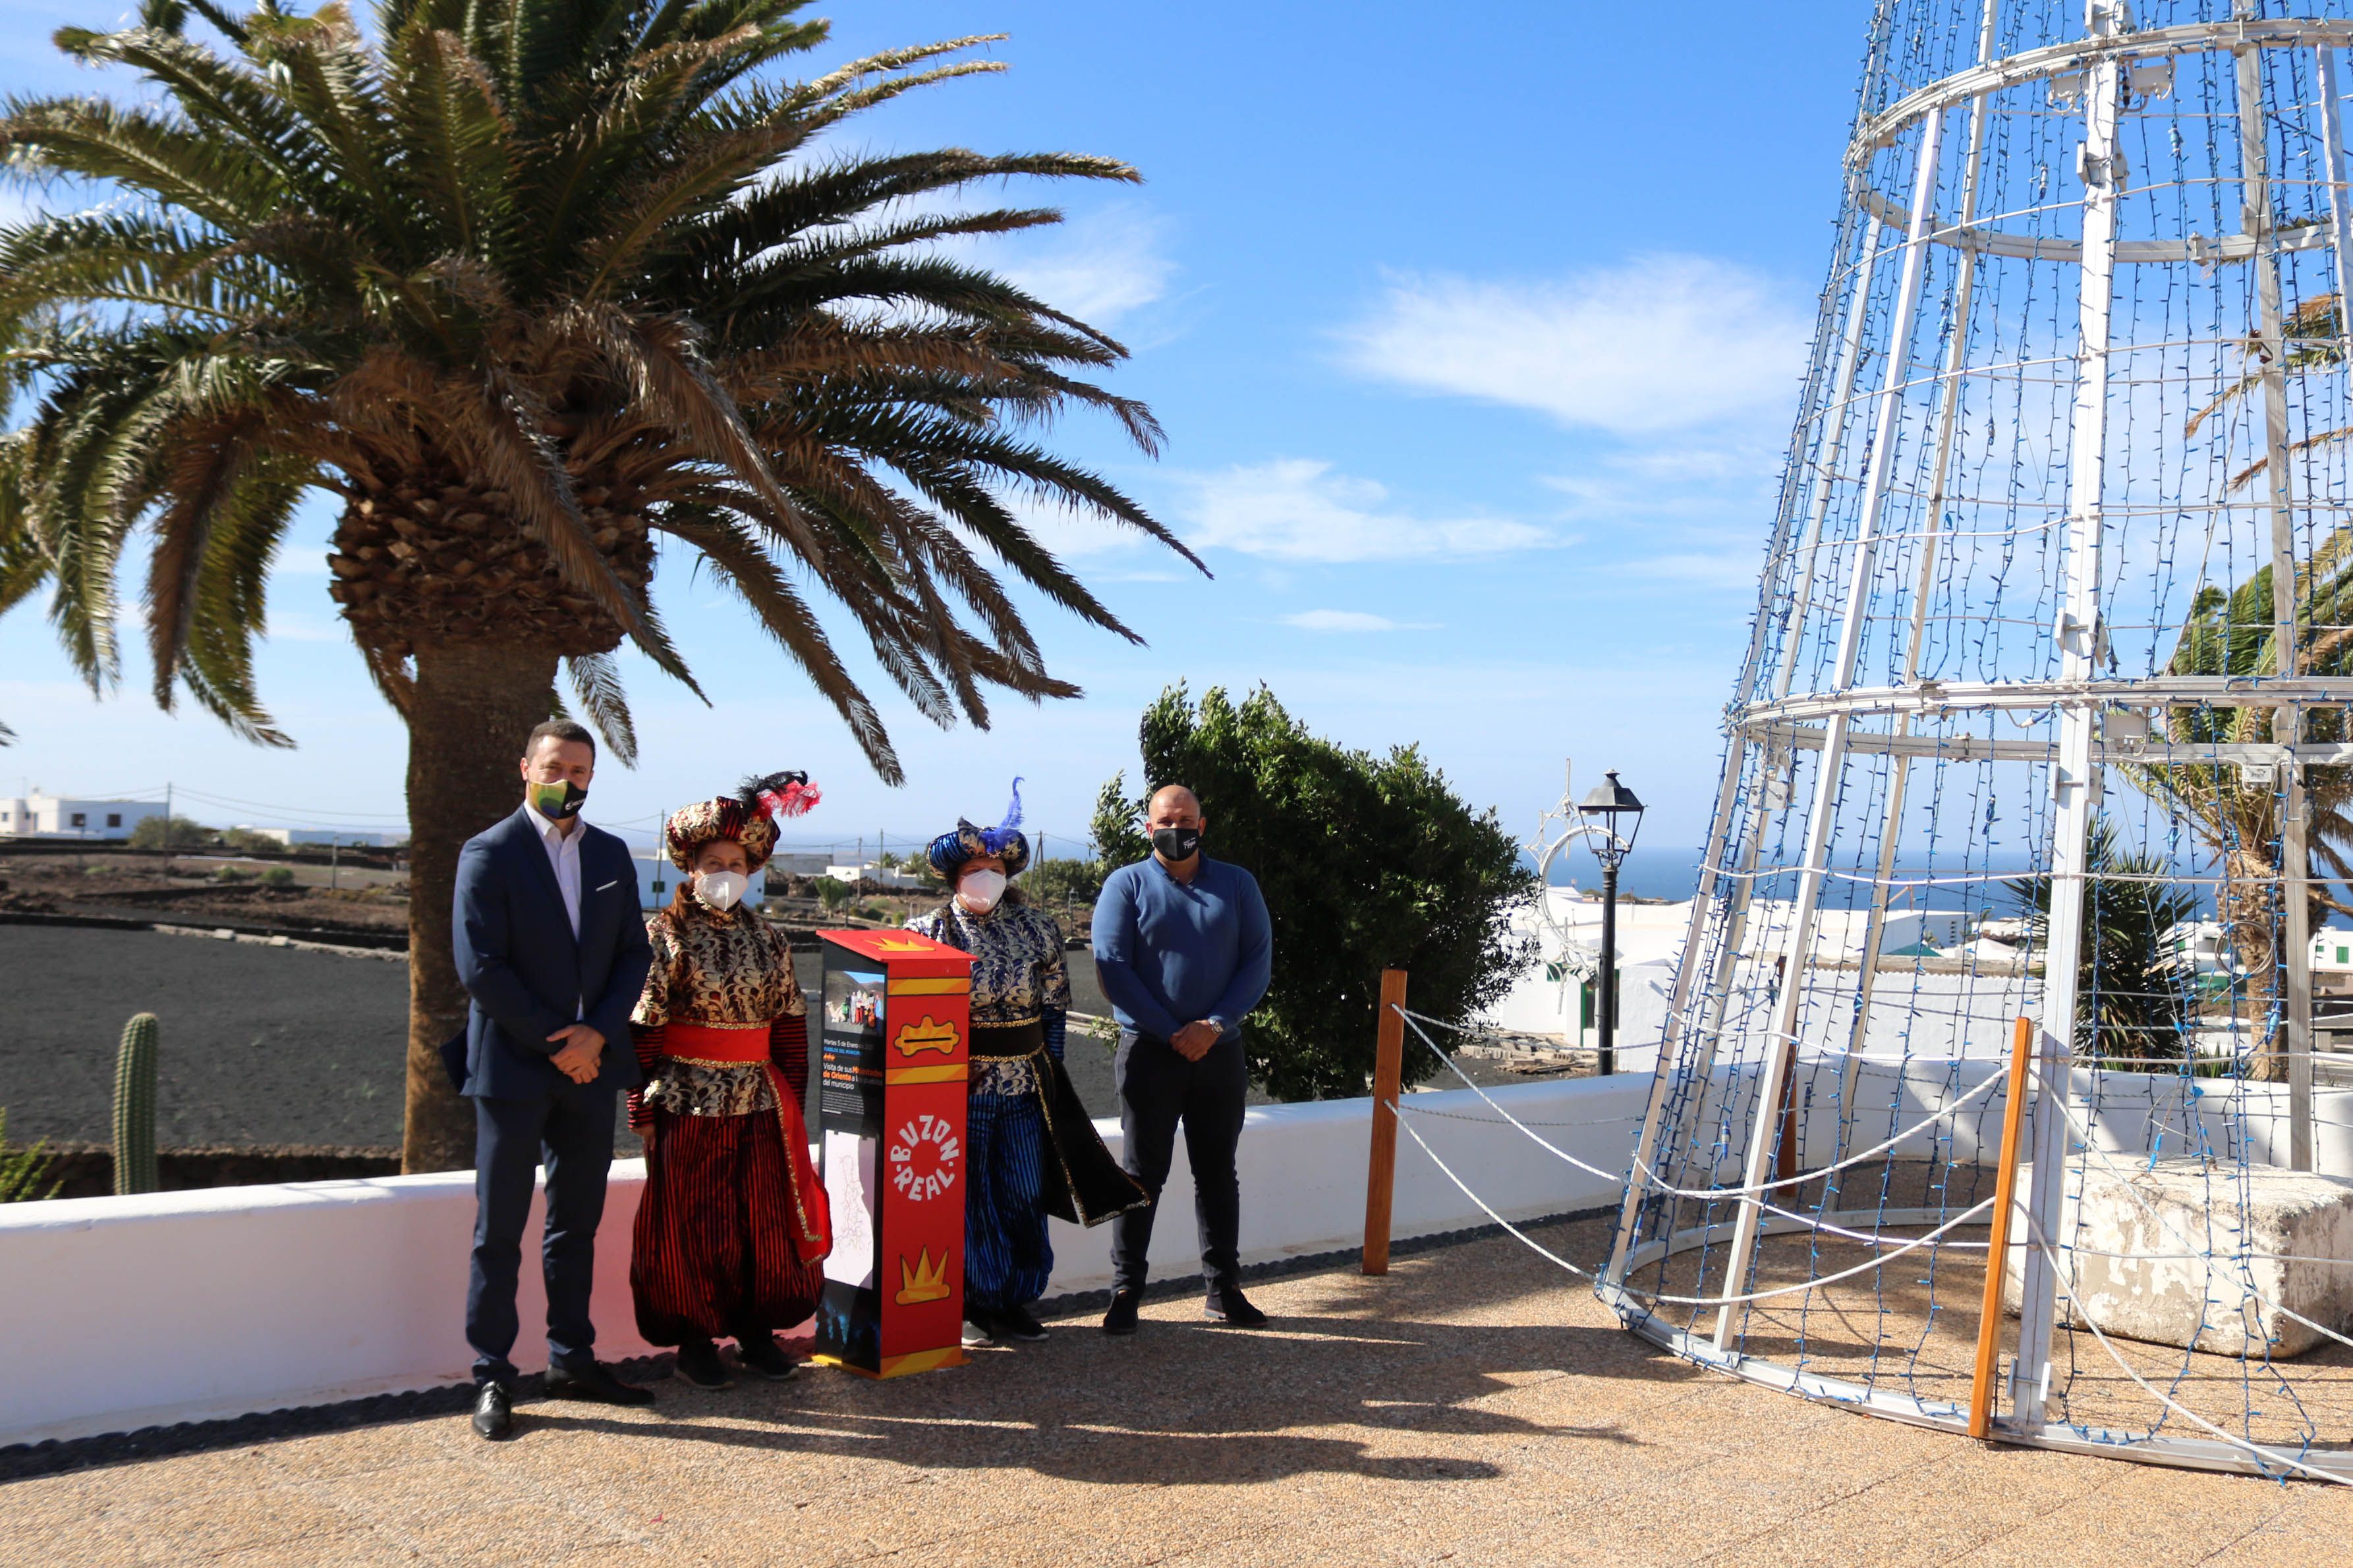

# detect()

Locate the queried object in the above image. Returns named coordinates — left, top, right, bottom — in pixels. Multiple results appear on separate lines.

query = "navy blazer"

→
left=451, top=806, right=653, bottom=1100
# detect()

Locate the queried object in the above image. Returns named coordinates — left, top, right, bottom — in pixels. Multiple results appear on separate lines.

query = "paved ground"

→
left=9, top=1216, right=2351, bottom=1567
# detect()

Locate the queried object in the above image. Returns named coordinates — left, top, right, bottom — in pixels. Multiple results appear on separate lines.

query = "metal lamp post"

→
left=1578, top=770, right=1644, bottom=1076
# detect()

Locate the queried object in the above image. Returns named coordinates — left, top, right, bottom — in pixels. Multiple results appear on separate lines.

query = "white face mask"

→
left=957, top=868, right=1007, bottom=913
left=694, top=870, right=749, bottom=910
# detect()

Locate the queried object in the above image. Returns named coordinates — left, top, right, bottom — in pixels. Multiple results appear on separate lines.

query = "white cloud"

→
left=1176, top=459, right=1552, bottom=563
left=1280, top=609, right=1438, bottom=633
left=990, top=206, right=1176, bottom=329
left=997, top=491, right=1191, bottom=563
left=1614, top=551, right=1765, bottom=590
left=1340, top=254, right=1811, bottom=437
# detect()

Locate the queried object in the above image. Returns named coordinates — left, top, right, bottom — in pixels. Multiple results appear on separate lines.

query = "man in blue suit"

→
left=453, top=719, right=656, bottom=1439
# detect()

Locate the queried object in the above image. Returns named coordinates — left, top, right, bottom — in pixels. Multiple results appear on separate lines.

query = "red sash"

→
left=661, top=1021, right=832, bottom=1264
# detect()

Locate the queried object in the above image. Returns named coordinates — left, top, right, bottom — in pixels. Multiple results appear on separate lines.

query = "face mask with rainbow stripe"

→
left=528, top=779, right=588, bottom=820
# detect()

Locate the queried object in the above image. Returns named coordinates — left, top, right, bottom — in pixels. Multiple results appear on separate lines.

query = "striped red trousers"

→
left=631, top=1108, right=822, bottom=1345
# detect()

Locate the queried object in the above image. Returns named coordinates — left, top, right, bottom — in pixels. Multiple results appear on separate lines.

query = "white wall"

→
left=0, top=1075, right=1650, bottom=1447
left=243, top=827, right=397, bottom=847
left=0, top=795, right=165, bottom=837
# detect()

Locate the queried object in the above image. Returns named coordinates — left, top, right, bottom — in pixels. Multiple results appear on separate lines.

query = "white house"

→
left=825, top=860, right=928, bottom=889
left=235, top=826, right=399, bottom=849
left=0, top=792, right=167, bottom=839
left=2312, top=928, right=2353, bottom=974
left=2165, top=920, right=2240, bottom=977
left=633, top=851, right=767, bottom=911
left=1483, top=890, right=1977, bottom=1065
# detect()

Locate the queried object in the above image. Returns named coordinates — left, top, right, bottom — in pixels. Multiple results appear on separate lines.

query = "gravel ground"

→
left=0, top=924, right=1135, bottom=1153
left=0, top=924, right=1562, bottom=1160
left=0, top=925, right=414, bottom=1149
left=8, top=1214, right=2349, bottom=1566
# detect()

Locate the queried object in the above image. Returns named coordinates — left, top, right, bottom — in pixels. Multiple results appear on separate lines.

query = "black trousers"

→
left=467, top=1084, right=616, bottom=1386
left=1110, top=1031, right=1246, bottom=1293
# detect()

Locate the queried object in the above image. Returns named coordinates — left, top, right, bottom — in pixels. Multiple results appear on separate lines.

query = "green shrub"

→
left=857, top=903, right=888, bottom=921
left=214, top=864, right=254, bottom=883
left=0, top=1108, right=61, bottom=1203
left=1023, top=854, right=1110, bottom=909
left=816, top=878, right=851, bottom=910
left=128, top=814, right=215, bottom=850
left=259, top=866, right=297, bottom=889
left=1094, top=684, right=1537, bottom=1100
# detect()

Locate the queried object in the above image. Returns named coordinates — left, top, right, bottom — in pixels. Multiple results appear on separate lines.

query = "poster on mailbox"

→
left=812, top=928, right=973, bottom=1378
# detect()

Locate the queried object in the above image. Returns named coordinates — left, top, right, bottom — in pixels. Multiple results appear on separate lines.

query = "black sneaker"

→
left=1204, top=1286, right=1268, bottom=1328
left=672, top=1339, right=735, bottom=1389
left=545, top=1359, right=657, bottom=1405
left=996, top=1305, right=1050, bottom=1343
left=1102, top=1288, right=1141, bottom=1336
left=733, top=1335, right=799, bottom=1381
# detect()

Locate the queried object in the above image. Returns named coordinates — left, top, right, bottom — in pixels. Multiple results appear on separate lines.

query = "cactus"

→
left=113, top=1013, right=159, bottom=1196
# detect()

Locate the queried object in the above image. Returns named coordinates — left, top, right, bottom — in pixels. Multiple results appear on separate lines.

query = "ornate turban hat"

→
left=664, top=771, right=820, bottom=873
left=927, top=779, right=1029, bottom=879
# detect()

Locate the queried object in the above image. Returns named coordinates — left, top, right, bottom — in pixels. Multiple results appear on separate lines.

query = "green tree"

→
left=2006, top=818, right=2202, bottom=1066
left=2121, top=524, right=2353, bottom=1078
left=1089, top=773, right=1148, bottom=868
left=816, top=876, right=851, bottom=912
left=127, top=814, right=217, bottom=849
left=1094, top=685, right=1536, bottom=1100
left=1021, top=853, right=1106, bottom=910
left=0, top=0, right=1198, bottom=1169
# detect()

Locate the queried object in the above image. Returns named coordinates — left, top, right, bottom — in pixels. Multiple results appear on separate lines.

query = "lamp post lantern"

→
left=1578, top=770, right=1644, bottom=1076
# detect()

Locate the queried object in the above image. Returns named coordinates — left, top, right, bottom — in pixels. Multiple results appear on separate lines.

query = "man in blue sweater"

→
left=1091, top=784, right=1273, bottom=1333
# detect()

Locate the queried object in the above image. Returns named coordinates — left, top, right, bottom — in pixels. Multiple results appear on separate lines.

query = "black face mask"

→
left=528, top=779, right=588, bottom=821
left=1151, top=825, right=1203, bottom=862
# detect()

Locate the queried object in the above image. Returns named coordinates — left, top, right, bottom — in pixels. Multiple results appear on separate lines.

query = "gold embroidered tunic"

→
left=628, top=901, right=807, bottom=1121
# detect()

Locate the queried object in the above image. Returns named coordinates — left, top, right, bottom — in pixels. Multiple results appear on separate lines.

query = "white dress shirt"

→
left=523, top=799, right=584, bottom=939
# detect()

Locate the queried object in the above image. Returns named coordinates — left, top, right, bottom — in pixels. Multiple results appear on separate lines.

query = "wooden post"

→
left=1968, top=1016, right=2037, bottom=1440
left=1363, top=969, right=1409, bottom=1275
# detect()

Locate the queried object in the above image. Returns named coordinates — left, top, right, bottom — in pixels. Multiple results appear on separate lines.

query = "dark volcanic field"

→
left=0, top=924, right=1127, bottom=1156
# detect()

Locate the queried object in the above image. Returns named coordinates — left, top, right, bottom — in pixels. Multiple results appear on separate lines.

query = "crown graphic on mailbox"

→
left=811, top=926, right=974, bottom=1378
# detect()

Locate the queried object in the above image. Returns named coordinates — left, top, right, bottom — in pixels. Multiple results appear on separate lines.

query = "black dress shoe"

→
left=1204, top=1286, right=1268, bottom=1327
left=1102, top=1289, right=1141, bottom=1336
left=996, top=1304, right=1050, bottom=1343
left=472, top=1382, right=513, bottom=1440
left=733, top=1335, right=799, bottom=1382
left=545, top=1359, right=656, bottom=1406
left=672, top=1339, right=734, bottom=1389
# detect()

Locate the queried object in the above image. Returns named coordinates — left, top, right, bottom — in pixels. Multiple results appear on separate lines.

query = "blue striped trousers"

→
left=964, top=1087, right=1053, bottom=1313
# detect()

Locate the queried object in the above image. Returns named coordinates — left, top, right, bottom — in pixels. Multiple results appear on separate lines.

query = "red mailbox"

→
left=811, top=928, right=974, bottom=1378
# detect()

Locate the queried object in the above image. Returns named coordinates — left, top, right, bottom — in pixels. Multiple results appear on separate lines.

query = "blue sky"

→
left=0, top=1, right=1871, bottom=857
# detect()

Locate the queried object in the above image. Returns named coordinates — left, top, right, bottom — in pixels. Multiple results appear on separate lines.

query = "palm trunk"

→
left=401, top=641, right=559, bottom=1172
left=2223, top=845, right=2289, bottom=1084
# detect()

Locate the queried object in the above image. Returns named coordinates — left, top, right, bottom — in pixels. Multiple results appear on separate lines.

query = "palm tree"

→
left=2182, top=291, right=2349, bottom=490
left=2123, top=526, right=2353, bottom=1078
left=0, top=0, right=1203, bottom=1169
left=2007, top=818, right=2202, bottom=1066
left=0, top=436, right=40, bottom=745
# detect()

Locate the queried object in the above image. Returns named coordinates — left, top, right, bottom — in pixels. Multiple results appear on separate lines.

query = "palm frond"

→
left=564, top=649, right=638, bottom=766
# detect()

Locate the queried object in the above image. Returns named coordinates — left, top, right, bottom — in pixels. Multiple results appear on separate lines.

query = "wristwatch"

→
left=1205, top=1015, right=1229, bottom=1038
